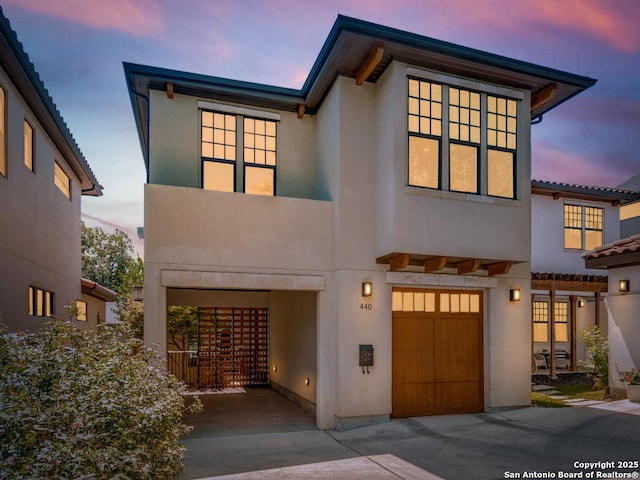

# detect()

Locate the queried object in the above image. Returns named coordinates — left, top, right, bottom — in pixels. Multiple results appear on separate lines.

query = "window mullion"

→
left=237, top=115, right=244, bottom=193
left=441, top=86, right=450, bottom=190
left=479, top=94, right=487, bottom=196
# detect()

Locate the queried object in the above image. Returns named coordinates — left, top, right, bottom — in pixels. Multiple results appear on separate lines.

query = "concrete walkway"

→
left=181, top=388, right=640, bottom=480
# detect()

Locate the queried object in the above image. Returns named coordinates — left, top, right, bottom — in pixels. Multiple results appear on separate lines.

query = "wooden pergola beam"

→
left=531, top=83, right=557, bottom=112
left=356, top=42, right=384, bottom=86
left=424, top=256, right=446, bottom=272
left=487, top=261, right=511, bottom=276
left=457, top=259, right=480, bottom=275
left=389, top=253, right=410, bottom=271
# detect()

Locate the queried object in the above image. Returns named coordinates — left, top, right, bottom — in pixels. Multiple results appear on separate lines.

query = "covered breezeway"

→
left=165, top=287, right=318, bottom=417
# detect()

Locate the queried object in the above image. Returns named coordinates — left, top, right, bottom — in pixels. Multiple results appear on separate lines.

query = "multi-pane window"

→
left=392, top=290, right=480, bottom=313
left=408, top=79, right=441, bottom=189
left=449, top=88, right=480, bottom=194
left=533, top=301, right=549, bottom=343
left=54, top=161, right=71, bottom=199
left=533, top=300, right=569, bottom=343
left=487, top=96, right=517, bottom=198
left=28, top=286, right=53, bottom=317
left=407, top=78, right=519, bottom=199
left=564, top=204, right=603, bottom=250
left=201, top=111, right=236, bottom=193
left=201, top=110, right=276, bottom=196
left=24, top=120, right=34, bottom=171
left=76, top=300, right=87, bottom=322
left=0, top=87, right=5, bottom=176
left=244, top=118, right=276, bottom=196
left=554, top=302, right=568, bottom=342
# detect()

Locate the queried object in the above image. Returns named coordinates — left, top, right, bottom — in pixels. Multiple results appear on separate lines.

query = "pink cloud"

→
left=4, top=0, right=163, bottom=36
left=407, top=0, right=640, bottom=53
left=532, top=142, right=630, bottom=187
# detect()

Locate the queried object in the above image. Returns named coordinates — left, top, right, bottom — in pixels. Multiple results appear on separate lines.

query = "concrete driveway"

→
left=180, top=388, right=640, bottom=480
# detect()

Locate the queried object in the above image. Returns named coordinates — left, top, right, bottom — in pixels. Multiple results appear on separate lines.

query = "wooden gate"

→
left=392, top=288, right=483, bottom=417
left=197, top=307, right=268, bottom=389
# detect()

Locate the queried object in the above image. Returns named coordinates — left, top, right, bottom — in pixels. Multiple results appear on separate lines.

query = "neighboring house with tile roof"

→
left=126, top=15, right=596, bottom=429
left=0, top=7, right=103, bottom=332
left=584, top=234, right=640, bottom=397
left=530, top=180, right=640, bottom=374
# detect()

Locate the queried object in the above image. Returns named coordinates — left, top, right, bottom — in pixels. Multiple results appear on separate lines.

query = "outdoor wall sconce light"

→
left=509, top=289, right=521, bottom=302
left=362, top=281, right=373, bottom=297
left=619, top=280, right=630, bottom=293
left=133, top=286, right=144, bottom=302
left=578, top=299, right=585, bottom=308
left=305, top=378, right=310, bottom=386
left=273, top=365, right=277, bottom=372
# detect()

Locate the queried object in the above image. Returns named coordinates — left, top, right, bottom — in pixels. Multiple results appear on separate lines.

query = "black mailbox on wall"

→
left=359, top=344, right=374, bottom=368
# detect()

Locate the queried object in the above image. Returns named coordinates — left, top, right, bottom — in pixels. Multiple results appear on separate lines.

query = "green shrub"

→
left=0, top=318, right=201, bottom=479
left=579, top=326, right=609, bottom=395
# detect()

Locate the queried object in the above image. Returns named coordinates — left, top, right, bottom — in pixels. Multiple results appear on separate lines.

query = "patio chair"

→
left=554, top=349, right=571, bottom=369
left=533, top=353, right=548, bottom=370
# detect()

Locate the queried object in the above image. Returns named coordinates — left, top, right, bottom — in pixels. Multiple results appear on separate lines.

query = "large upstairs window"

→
left=407, top=77, right=519, bottom=199
left=201, top=108, right=277, bottom=196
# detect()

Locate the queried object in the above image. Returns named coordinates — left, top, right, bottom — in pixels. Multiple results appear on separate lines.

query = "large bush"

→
left=0, top=319, right=201, bottom=479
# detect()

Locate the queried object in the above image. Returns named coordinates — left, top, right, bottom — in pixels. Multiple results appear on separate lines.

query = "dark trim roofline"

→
left=532, top=179, right=640, bottom=205
left=304, top=15, right=596, bottom=94
left=124, top=15, right=598, bottom=174
left=0, top=7, right=101, bottom=196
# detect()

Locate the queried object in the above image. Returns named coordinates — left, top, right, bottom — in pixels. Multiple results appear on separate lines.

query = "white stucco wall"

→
left=532, top=194, right=619, bottom=273
left=0, top=66, right=83, bottom=331
left=144, top=61, right=536, bottom=428
left=606, top=267, right=640, bottom=393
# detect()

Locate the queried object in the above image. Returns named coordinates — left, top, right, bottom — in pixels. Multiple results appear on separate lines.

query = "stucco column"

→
left=315, top=279, right=338, bottom=429
left=144, top=264, right=167, bottom=361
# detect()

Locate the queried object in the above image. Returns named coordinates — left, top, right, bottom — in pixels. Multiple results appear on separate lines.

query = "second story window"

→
left=54, top=161, right=71, bottom=199
left=201, top=109, right=277, bottom=196
left=24, top=120, right=34, bottom=171
left=201, top=111, right=236, bottom=193
left=407, top=77, right=519, bottom=199
left=564, top=204, right=603, bottom=250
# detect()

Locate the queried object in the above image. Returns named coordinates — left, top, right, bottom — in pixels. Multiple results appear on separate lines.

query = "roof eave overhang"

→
left=0, top=8, right=102, bottom=196
left=531, top=180, right=640, bottom=205
left=302, top=15, right=597, bottom=117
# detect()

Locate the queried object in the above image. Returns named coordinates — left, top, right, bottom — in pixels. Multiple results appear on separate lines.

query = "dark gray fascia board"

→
left=303, top=15, right=597, bottom=109
left=531, top=179, right=640, bottom=204
left=0, top=7, right=101, bottom=196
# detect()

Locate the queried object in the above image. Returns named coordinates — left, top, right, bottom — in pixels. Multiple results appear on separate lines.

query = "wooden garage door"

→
left=392, top=289, right=483, bottom=417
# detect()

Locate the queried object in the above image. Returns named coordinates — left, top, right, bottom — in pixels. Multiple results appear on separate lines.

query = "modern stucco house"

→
left=125, top=15, right=596, bottom=429
left=0, top=8, right=103, bottom=332
left=530, top=180, right=640, bottom=374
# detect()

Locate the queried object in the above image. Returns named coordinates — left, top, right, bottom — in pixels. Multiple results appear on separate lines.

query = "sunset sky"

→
left=2, top=0, right=639, bottom=252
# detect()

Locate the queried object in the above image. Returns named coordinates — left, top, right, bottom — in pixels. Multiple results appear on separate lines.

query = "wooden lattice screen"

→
left=197, top=307, right=269, bottom=389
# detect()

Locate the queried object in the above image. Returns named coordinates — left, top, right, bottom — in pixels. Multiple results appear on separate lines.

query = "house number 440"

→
left=360, top=303, right=373, bottom=310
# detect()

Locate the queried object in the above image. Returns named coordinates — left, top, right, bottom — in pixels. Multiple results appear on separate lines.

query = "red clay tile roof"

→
left=582, top=234, right=640, bottom=260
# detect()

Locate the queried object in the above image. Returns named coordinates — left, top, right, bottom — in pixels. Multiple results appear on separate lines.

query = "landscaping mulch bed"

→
left=531, top=372, right=595, bottom=387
